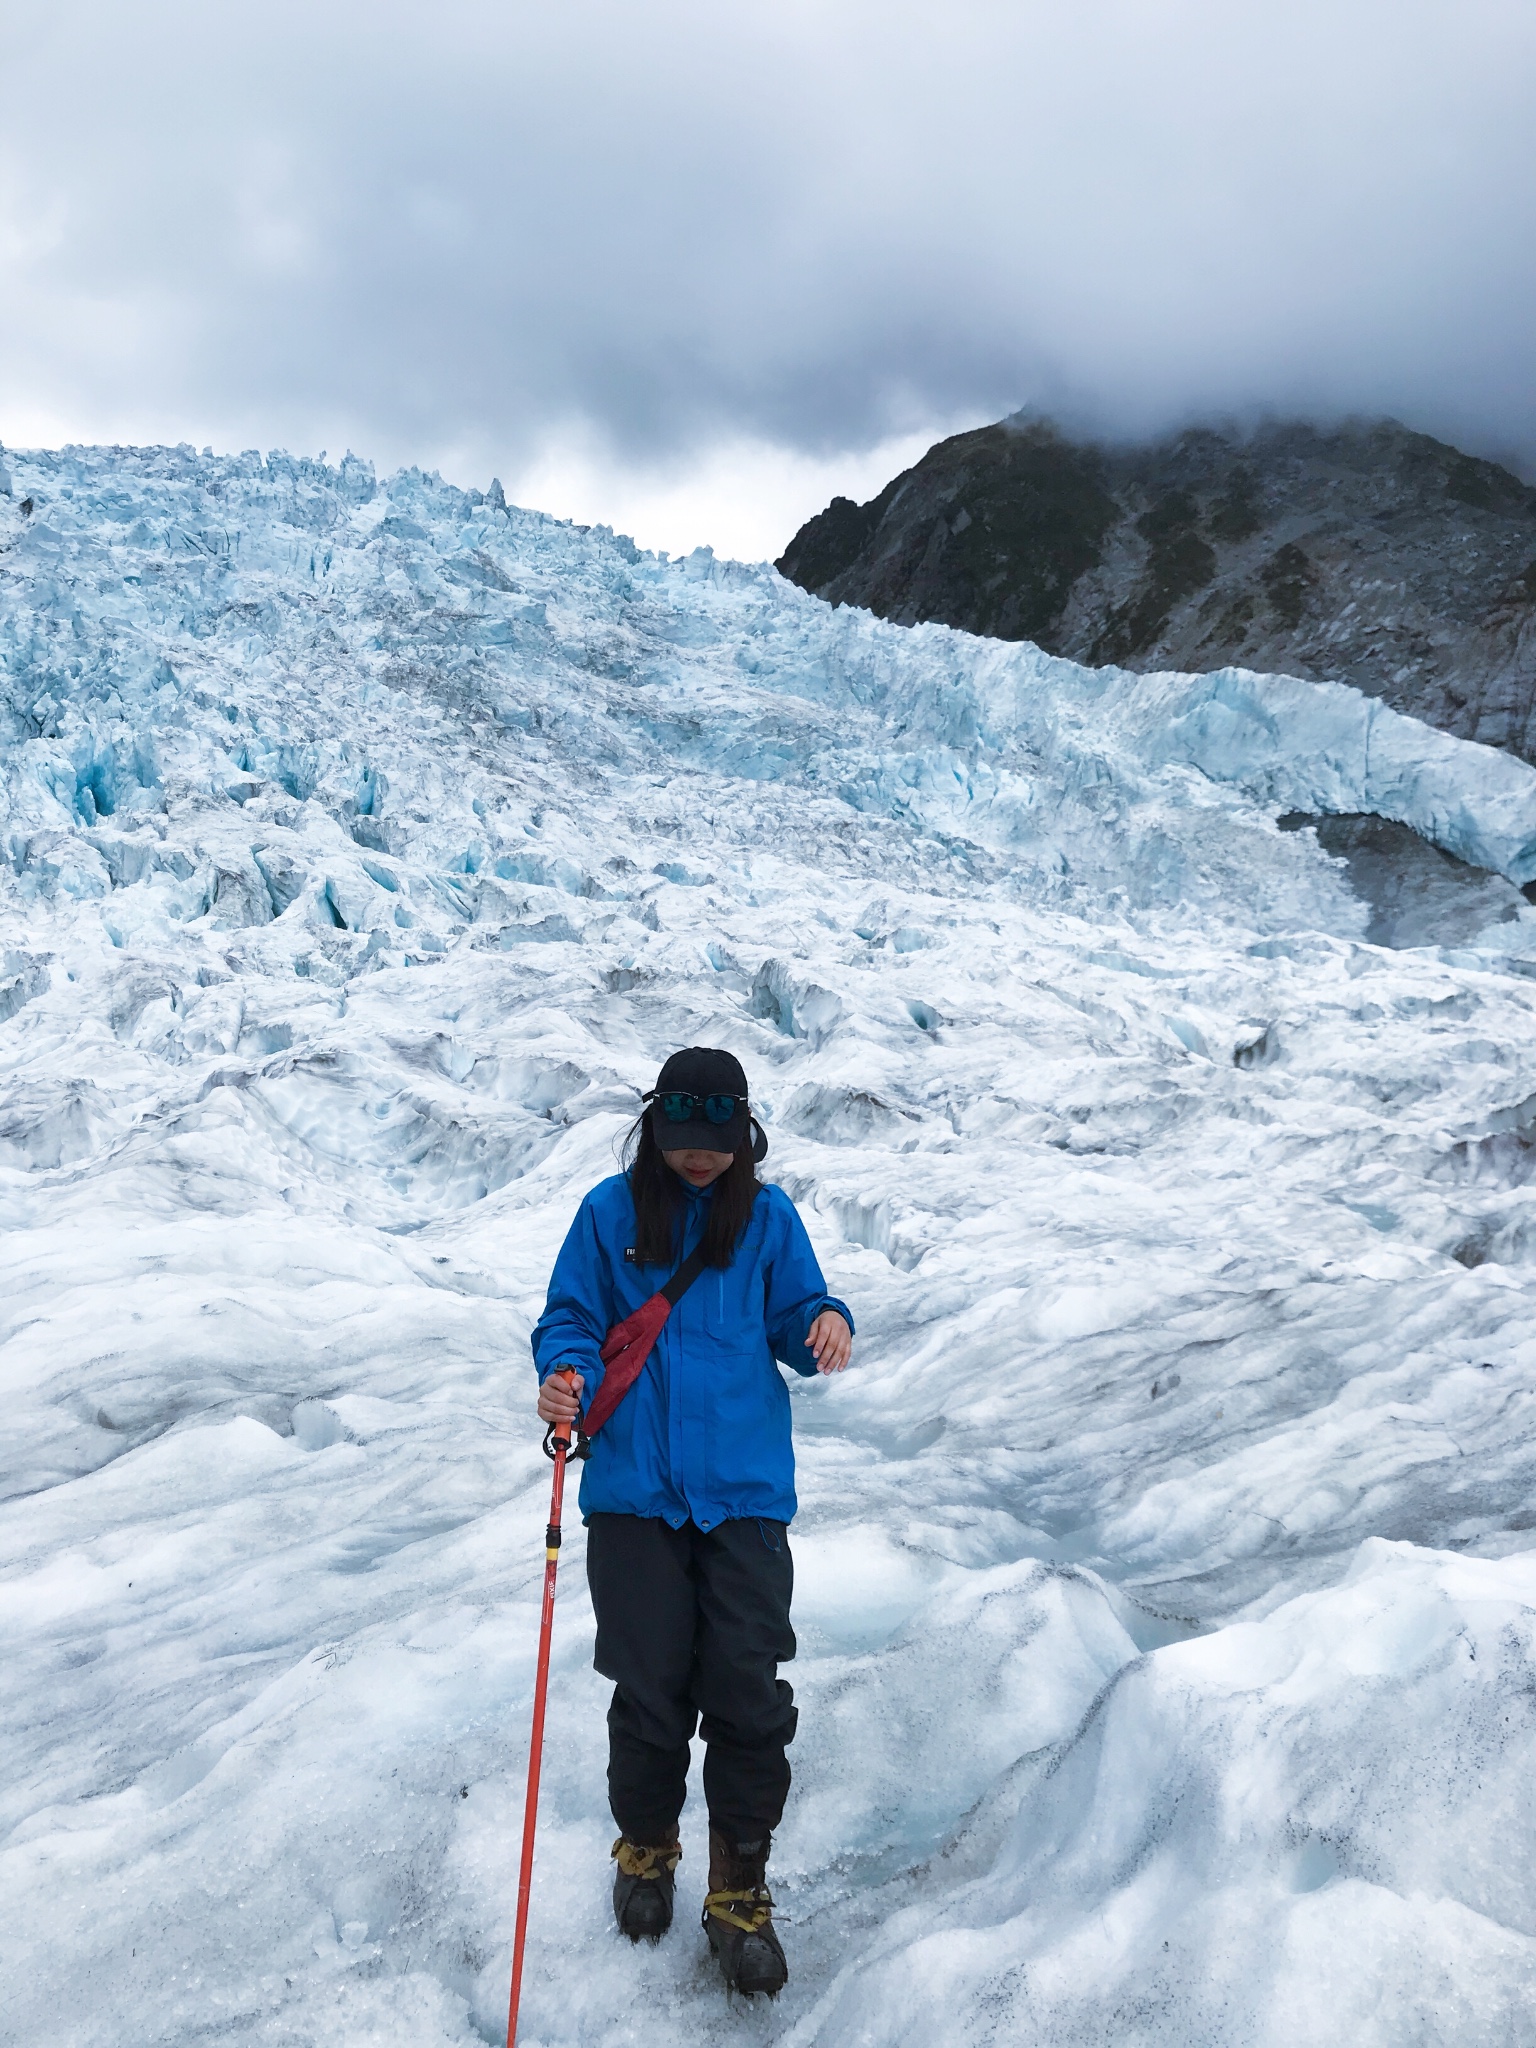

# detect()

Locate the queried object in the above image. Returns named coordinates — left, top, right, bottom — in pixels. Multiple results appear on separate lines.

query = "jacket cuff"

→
left=810, top=1296, right=855, bottom=1337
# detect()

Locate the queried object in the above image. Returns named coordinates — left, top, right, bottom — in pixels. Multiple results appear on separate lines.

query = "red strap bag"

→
left=578, top=1242, right=710, bottom=1436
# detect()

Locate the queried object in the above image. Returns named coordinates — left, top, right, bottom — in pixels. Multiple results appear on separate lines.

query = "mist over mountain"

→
left=778, top=417, right=1536, bottom=761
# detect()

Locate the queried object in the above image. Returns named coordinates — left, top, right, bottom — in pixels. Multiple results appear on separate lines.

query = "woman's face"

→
left=662, top=1147, right=734, bottom=1188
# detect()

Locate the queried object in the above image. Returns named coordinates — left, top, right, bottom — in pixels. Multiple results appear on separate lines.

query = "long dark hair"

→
left=623, top=1110, right=760, bottom=1269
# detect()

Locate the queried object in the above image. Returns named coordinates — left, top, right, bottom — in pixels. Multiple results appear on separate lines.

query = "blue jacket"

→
left=531, top=1173, right=853, bottom=1529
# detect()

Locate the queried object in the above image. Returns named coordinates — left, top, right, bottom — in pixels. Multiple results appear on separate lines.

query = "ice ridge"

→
left=4, top=442, right=1536, bottom=948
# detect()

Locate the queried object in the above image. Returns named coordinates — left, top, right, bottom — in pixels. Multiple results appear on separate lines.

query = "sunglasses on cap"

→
left=647, top=1090, right=745, bottom=1127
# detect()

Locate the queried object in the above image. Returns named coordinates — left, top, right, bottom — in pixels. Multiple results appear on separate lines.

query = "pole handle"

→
left=550, top=1367, right=578, bottom=1446
left=541, top=1368, right=590, bottom=1463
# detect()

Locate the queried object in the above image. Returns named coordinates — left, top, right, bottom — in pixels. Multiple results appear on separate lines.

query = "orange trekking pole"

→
left=505, top=1369, right=585, bottom=2048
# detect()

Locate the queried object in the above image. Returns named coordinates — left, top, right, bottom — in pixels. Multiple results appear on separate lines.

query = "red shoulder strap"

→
left=582, top=1243, right=710, bottom=1435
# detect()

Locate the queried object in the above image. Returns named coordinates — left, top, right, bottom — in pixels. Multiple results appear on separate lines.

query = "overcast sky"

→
left=2, top=0, right=1533, bottom=559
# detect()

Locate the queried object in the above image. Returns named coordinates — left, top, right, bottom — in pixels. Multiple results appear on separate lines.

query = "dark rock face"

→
left=1278, top=813, right=1528, bottom=948
left=778, top=418, right=1536, bottom=760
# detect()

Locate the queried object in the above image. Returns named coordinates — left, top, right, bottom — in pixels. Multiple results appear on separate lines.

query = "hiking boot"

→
left=702, top=1828, right=788, bottom=1995
left=611, top=1835, right=681, bottom=1941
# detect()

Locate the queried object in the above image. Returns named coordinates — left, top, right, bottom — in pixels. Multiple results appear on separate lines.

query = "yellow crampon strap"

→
left=703, top=1885, right=774, bottom=1934
left=611, top=1836, right=682, bottom=1880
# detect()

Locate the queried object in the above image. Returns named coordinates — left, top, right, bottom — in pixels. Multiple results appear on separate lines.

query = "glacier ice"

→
left=2, top=444, right=1536, bottom=2044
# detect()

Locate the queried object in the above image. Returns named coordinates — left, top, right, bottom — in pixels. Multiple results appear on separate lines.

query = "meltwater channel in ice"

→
left=3, top=444, right=1536, bottom=2046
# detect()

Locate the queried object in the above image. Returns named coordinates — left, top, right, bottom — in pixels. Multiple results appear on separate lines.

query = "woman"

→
left=532, top=1045, right=853, bottom=1996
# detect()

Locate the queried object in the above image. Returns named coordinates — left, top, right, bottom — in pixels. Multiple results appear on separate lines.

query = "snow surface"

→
left=3, top=444, right=1536, bottom=2046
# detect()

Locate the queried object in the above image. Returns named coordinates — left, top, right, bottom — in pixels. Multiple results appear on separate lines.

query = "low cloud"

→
left=2, top=0, right=1533, bottom=555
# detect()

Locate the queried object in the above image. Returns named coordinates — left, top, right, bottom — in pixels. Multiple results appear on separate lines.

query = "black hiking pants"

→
left=585, top=1512, right=797, bottom=1846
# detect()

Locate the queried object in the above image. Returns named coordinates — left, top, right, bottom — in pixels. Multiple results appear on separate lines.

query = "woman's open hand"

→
left=537, top=1369, right=585, bottom=1425
left=805, top=1310, right=852, bottom=1374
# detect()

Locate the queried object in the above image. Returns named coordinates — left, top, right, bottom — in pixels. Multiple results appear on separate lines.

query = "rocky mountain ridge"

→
left=778, top=417, right=1536, bottom=761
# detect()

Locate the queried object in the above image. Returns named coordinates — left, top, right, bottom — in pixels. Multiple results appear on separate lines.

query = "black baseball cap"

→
left=646, top=1046, right=767, bottom=1160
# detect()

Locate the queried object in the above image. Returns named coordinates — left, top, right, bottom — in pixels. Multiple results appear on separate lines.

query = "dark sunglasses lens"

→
left=704, top=1094, right=737, bottom=1124
left=659, top=1093, right=696, bottom=1122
